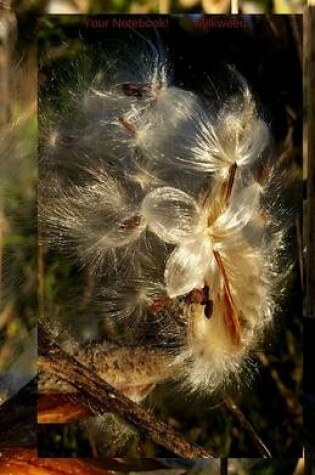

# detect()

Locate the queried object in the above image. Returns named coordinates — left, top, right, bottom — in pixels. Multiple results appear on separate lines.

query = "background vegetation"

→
left=0, top=2, right=36, bottom=408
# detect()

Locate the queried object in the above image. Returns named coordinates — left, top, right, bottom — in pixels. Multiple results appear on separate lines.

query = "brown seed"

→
left=122, top=82, right=151, bottom=98
left=204, top=300, right=213, bottom=319
left=119, top=214, right=142, bottom=231
left=149, top=295, right=171, bottom=315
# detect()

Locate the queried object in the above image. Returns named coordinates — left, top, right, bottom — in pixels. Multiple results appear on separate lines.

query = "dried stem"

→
left=288, top=16, right=302, bottom=71
left=38, top=325, right=216, bottom=458
left=222, top=395, right=272, bottom=458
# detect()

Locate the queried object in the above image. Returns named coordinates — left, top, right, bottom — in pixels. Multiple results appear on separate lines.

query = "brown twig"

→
left=288, top=15, right=303, bottom=71
left=222, top=395, right=272, bottom=458
left=38, top=325, right=215, bottom=458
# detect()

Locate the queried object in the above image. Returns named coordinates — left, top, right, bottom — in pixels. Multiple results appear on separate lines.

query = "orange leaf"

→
left=38, top=393, right=92, bottom=424
left=0, top=449, right=112, bottom=475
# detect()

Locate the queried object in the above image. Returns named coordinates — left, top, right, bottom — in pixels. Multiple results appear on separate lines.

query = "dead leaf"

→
left=0, top=449, right=112, bottom=475
left=38, top=393, right=92, bottom=423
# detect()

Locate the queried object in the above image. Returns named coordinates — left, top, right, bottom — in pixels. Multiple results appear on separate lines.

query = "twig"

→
left=222, top=395, right=272, bottom=458
left=38, top=325, right=215, bottom=458
left=288, top=15, right=302, bottom=71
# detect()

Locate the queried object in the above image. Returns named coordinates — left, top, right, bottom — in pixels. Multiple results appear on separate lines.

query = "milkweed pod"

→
left=141, top=186, right=202, bottom=244
left=165, top=234, right=213, bottom=298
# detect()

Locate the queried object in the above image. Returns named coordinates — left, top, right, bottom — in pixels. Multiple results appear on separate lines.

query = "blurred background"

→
left=0, top=0, right=37, bottom=440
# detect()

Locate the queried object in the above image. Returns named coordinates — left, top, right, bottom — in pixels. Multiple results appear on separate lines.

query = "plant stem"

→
left=38, top=325, right=216, bottom=458
left=223, top=395, right=272, bottom=458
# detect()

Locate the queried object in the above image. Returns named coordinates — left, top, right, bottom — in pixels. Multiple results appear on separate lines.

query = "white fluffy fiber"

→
left=40, top=39, right=288, bottom=394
